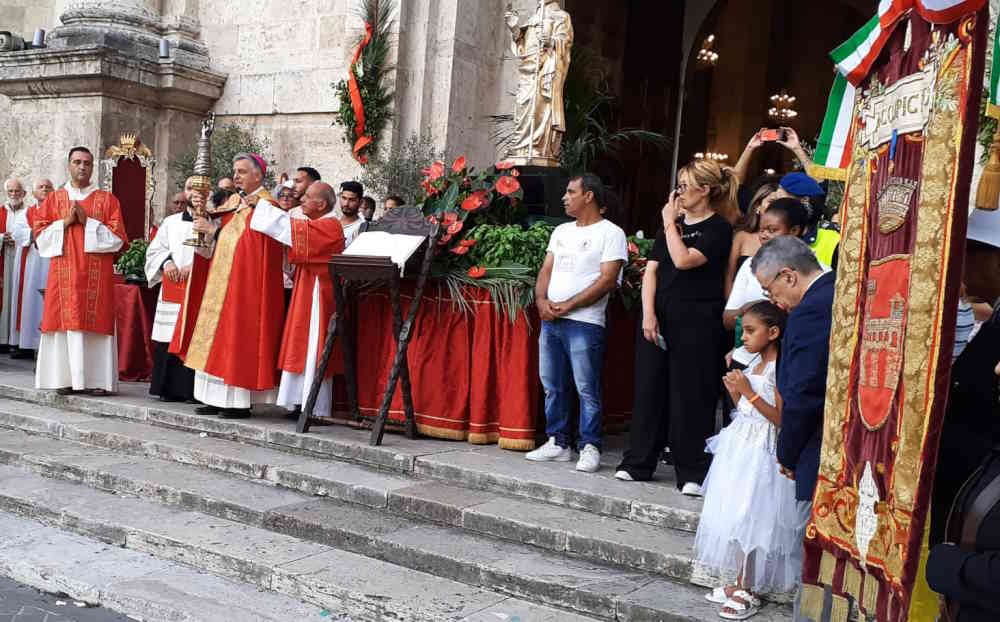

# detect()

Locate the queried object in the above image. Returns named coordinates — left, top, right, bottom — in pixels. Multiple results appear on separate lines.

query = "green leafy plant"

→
left=116, top=239, right=150, bottom=282
left=169, top=124, right=275, bottom=189
left=333, top=0, right=395, bottom=163
left=360, top=134, right=444, bottom=203
left=465, top=222, right=553, bottom=273
left=619, top=235, right=652, bottom=311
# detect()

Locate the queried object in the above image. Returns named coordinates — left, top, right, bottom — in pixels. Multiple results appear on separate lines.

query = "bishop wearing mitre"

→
left=250, top=181, right=345, bottom=418
left=170, top=153, right=286, bottom=419
left=144, top=186, right=196, bottom=402
left=34, top=147, right=127, bottom=395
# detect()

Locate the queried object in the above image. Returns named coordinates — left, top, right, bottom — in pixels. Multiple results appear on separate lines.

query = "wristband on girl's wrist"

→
left=748, top=393, right=760, bottom=405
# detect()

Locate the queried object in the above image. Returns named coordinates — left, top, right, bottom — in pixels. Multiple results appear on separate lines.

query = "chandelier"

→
left=768, top=90, right=798, bottom=122
left=695, top=152, right=728, bottom=162
left=696, top=35, right=719, bottom=68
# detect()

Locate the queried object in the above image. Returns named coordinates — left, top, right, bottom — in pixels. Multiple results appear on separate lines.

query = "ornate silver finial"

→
left=193, top=113, right=215, bottom=177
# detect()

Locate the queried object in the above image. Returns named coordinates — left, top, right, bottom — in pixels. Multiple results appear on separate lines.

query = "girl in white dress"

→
left=695, top=301, right=802, bottom=620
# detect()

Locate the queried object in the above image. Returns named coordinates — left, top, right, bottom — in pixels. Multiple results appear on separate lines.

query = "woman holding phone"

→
left=615, top=159, right=737, bottom=494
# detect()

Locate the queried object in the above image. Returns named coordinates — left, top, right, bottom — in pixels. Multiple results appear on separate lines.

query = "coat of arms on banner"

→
left=857, top=255, right=910, bottom=431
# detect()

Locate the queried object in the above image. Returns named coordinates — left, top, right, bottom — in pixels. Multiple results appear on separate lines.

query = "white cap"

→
left=968, top=207, right=1000, bottom=249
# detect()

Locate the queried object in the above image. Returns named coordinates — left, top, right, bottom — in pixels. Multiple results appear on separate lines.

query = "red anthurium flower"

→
left=423, top=161, right=445, bottom=181
left=467, top=266, right=487, bottom=278
left=627, top=241, right=639, bottom=257
left=460, top=189, right=490, bottom=212
left=447, top=221, right=463, bottom=235
left=438, top=232, right=453, bottom=246
left=427, top=215, right=439, bottom=225
left=443, top=211, right=458, bottom=224
left=450, top=245, right=470, bottom=255
left=452, top=156, right=467, bottom=173
left=495, top=175, right=521, bottom=196
left=459, top=238, right=477, bottom=247
left=495, top=161, right=515, bottom=170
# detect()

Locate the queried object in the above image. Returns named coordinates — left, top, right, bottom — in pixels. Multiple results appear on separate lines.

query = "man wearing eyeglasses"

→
left=751, top=235, right=835, bottom=620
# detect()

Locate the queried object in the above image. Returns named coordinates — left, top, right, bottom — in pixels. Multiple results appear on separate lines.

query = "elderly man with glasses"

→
left=751, top=235, right=835, bottom=620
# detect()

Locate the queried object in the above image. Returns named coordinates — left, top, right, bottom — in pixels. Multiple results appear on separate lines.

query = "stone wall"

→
left=0, top=0, right=550, bottom=209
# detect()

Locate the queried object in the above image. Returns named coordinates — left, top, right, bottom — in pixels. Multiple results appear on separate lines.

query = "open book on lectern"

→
left=343, top=231, right=426, bottom=275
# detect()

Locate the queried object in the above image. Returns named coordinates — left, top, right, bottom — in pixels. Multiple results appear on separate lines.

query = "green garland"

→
left=333, top=0, right=395, bottom=163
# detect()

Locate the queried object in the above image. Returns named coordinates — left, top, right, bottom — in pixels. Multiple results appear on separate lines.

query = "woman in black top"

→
left=616, top=159, right=736, bottom=494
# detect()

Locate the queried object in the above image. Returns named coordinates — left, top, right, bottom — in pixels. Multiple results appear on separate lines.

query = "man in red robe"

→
left=250, top=181, right=345, bottom=418
left=170, top=152, right=286, bottom=419
left=33, top=147, right=127, bottom=395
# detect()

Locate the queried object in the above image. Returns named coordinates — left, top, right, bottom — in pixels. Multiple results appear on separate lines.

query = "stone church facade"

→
left=0, top=0, right=537, bottom=219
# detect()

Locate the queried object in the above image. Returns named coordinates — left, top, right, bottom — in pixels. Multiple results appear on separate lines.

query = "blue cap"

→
left=780, top=172, right=825, bottom=198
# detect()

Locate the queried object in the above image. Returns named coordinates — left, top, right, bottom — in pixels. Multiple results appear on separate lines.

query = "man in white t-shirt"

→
left=526, top=173, right=628, bottom=473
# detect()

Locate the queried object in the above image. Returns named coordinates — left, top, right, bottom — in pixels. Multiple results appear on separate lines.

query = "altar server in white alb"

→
left=8, top=178, right=54, bottom=357
left=144, top=188, right=196, bottom=402
left=33, top=147, right=127, bottom=395
left=250, top=181, right=345, bottom=418
left=1, top=178, right=27, bottom=353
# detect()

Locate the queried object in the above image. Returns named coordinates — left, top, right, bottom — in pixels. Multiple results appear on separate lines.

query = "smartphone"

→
left=760, top=128, right=787, bottom=142
left=655, top=333, right=668, bottom=352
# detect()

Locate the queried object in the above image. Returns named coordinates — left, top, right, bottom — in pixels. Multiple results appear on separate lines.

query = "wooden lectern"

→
left=296, top=207, right=440, bottom=446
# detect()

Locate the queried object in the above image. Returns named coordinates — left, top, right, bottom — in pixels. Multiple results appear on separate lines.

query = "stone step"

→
left=0, top=428, right=779, bottom=622
left=0, top=466, right=605, bottom=622
left=0, top=399, right=703, bottom=582
left=0, top=372, right=700, bottom=532
left=0, top=512, right=335, bottom=622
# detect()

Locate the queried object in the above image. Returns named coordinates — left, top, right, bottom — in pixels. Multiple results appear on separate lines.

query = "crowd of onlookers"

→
left=524, top=128, right=1000, bottom=620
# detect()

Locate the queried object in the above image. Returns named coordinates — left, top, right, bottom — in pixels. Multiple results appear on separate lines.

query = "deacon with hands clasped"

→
left=33, top=147, right=127, bottom=396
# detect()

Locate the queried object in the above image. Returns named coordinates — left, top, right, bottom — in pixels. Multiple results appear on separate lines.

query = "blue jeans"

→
left=538, top=318, right=606, bottom=451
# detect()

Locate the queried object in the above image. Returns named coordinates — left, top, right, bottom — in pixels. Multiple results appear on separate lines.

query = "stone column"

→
left=0, top=0, right=225, bottom=223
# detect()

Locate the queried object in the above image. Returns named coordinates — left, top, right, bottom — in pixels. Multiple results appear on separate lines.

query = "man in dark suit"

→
left=752, top=236, right=835, bottom=621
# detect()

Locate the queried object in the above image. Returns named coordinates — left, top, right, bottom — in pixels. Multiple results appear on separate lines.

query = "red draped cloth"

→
left=342, top=283, right=635, bottom=450
left=114, top=280, right=157, bottom=381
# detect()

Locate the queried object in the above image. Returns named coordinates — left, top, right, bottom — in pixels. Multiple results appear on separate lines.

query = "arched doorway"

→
left=562, top=0, right=868, bottom=234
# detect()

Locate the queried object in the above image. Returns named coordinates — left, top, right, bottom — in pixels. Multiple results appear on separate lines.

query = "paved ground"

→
left=0, top=577, right=132, bottom=622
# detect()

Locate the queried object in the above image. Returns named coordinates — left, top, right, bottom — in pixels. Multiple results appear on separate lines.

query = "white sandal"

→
left=705, top=586, right=730, bottom=604
left=718, top=590, right=760, bottom=620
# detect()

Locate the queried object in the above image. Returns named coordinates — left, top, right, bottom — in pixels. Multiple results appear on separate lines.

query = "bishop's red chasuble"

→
left=170, top=191, right=285, bottom=391
left=278, top=216, right=345, bottom=376
left=33, top=188, right=126, bottom=336
left=802, top=7, right=987, bottom=622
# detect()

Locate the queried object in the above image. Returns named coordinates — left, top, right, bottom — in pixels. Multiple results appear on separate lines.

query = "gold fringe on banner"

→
left=498, top=437, right=537, bottom=451
left=830, top=594, right=850, bottom=622
left=974, top=123, right=1000, bottom=211
left=863, top=572, right=879, bottom=616
left=844, top=563, right=862, bottom=600
left=809, top=163, right=849, bottom=182
left=819, top=551, right=837, bottom=586
left=802, top=584, right=826, bottom=621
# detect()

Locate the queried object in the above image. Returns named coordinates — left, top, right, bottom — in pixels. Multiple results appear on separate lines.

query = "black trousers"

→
left=617, top=299, right=725, bottom=486
left=149, top=341, right=195, bottom=401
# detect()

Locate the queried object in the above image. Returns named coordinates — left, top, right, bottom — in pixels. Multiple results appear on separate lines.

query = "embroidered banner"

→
left=802, top=8, right=986, bottom=622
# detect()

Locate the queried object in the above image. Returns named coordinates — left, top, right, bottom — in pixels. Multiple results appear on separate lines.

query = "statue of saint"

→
left=505, top=1, right=573, bottom=167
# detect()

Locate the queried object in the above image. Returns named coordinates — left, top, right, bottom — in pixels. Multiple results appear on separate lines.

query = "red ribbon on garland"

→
left=348, top=22, right=374, bottom=164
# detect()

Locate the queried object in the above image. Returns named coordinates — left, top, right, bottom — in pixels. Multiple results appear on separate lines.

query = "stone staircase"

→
left=0, top=363, right=792, bottom=622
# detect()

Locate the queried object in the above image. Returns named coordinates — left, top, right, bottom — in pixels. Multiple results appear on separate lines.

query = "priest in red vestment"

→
left=33, top=147, right=127, bottom=395
left=250, top=181, right=345, bottom=418
left=170, top=153, right=286, bottom=419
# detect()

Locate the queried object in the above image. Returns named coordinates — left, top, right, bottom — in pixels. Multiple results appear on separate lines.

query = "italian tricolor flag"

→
left=988, top=11, right=1000, bottom=118
left=811, top=73, right=857, bottom=181
left=833, top=0, right=987, bottom=86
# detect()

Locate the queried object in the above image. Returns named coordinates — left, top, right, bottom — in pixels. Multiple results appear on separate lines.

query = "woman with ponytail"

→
left=616, top=159, right=736, bottom=495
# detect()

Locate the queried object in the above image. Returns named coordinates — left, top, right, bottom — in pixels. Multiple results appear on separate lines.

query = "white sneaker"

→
left=525, top=437, right=572, bottom=462
left=576, top=444, right=601, bottom=473
left=614, top=470, right=634, bottom=481
left=681, top=482, right=703, bottom=497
